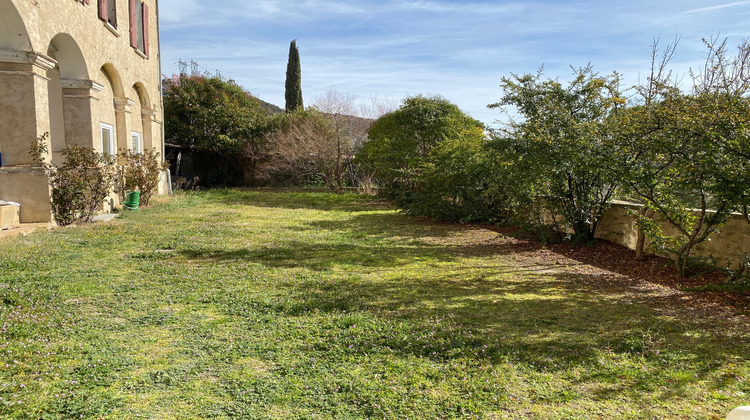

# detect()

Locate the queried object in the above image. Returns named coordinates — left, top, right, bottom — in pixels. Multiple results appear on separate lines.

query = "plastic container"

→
left=123, top=191, right=141, bottom=210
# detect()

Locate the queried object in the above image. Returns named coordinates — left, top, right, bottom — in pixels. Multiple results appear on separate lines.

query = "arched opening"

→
left=0, top=0, right=32, bottom=51
left=132, top=82, right=152, bottom=151
left=0, top=0, right=56, bottom=222
left=47, top=33, right=90, bottom=162
left=96, top=64, right=128, bottom=154
left=96, top=67, right=117, bottom=154
left=0, top=0, right=35, bottom=166
left=101, top=63, right=125, bottom=98
left=48, top=33, right=88, bottom=80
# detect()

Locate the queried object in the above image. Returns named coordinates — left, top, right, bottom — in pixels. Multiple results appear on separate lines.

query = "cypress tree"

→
left=285, top=40, right=303, bottom=112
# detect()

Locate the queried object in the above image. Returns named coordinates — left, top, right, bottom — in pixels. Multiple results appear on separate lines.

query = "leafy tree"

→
left=285, top=40, right=303, bottom=112
left=490, top=67, right=623, bottom=241
left=616, top=93, right=731, bottom=277
left=408, top=132, right=532, bottom=224
left=611, top=38, right=749, bottom=277
left=692, top=39, right=750, bottom=220
left=163, top=72, right=266, bottom=185
left=357, top=95, right=484, bottom=200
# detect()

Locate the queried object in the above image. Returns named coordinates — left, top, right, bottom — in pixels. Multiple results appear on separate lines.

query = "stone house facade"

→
left=0, top=0, right=164, bottom=222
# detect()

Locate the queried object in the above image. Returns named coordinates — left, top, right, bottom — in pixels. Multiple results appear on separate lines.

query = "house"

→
left=0, top=0, right=165, bottom=223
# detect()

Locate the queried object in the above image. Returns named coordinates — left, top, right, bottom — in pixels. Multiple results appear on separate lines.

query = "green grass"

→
left=1, top=189, right=748, bottom=419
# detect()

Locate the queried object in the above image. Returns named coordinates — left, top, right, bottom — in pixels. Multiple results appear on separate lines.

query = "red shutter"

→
left=98, top=0, right=108, bottom=21
left=142, top=2, right=150, bottom=58
left=129, top=0, right=137, bottom=48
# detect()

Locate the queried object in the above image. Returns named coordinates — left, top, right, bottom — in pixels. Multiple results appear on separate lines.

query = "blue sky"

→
left=158, top=0, right=750, bottom=127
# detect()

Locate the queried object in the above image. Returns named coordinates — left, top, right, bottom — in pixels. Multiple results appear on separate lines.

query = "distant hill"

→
left=336, top=113, right=375, bottom=134
left=257, top=98, right=284, bottom=115
left=249, top=95, right=377, bottom=131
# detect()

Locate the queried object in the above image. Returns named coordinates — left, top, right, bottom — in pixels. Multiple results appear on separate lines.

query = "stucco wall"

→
left=10, top=0, right=162, bottom=123
left=0, top=0, right=165, bottom=222
left=0, top=167, right=51, bottom=223
left=0, top=58, right=51, bottom=165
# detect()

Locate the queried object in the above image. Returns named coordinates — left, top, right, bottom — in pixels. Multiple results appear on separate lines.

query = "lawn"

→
left=0, top=189, right=748, bottom=419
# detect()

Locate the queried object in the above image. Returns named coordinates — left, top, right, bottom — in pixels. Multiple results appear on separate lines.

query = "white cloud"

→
left=393, top=1, right=524, bottom=14
left=160, top=0, right=370, bottom=28
left=158, top=0, right=750, bottom=125
left=683, top=1, right=750, bottom=15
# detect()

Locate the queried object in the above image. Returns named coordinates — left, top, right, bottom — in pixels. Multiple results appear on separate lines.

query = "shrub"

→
left=357, top=95, right=485, bottom=198
left=114, top=149, right=168, bottom=206
left=31, top=134, right=115, bottom=226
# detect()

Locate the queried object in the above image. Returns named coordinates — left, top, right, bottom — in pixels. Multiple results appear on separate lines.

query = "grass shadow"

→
left=202, top=188, right=393, bottom=212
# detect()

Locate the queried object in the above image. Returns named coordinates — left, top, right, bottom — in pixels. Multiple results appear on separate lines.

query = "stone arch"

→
left=47, top=33, right=88, bottom=80
left=101, top=63, right=125, bottom=98
left=46, top=34, right=91, bottom=160
left=99, top=64, right=127, bottom=152
left=0, top=0, right=32, bottom=51
left=132, top=82, right=150, bottom=109
left=131, top=82, right=153, bottom=151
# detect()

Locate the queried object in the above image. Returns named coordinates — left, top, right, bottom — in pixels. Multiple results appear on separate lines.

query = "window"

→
left=131, top=132, right=142, bottom=154
left=100, top=123, right=115, bottom=156
left=98, top=0, right=117, bottom=29
left=129, top=0, right=150, bottom=58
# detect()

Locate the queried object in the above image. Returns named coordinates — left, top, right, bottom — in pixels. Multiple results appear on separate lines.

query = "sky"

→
left=157, top=0, right=750, bottom=127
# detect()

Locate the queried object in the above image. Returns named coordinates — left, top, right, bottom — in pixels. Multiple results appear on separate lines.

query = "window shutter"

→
left=129, top=0, right=137, bottom=48
left=142, top=2, right=150, bottom=58
left=98, top=0, right=108, bottom=21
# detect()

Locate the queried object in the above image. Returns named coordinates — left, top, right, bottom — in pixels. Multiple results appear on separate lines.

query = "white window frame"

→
left=131, top=131, right=142, bottom=154
left=100, top=123, right=115, bottom=156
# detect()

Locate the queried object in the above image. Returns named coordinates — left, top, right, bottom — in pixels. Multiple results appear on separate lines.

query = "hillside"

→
left=257, top=98, right=284, bottom=115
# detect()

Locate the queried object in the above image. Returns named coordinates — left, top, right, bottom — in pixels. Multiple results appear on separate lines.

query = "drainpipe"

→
left=154, top=0, right=171, bottom=194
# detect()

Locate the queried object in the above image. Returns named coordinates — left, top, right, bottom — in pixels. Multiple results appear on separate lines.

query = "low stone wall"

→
left=596, top=202, right=750, bottom=269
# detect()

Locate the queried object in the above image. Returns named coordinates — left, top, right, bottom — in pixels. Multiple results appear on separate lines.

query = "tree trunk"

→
left=676, top=251, right=691, bottom=278
left=635, top=208, right=655, bottom=260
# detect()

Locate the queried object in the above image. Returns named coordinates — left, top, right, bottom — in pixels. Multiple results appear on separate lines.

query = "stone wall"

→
left=0, top=166, right=51, bottom=222
left=596, top=202, right=750, bottom=269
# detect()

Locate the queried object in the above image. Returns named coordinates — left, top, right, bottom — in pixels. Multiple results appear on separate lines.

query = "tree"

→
left=691, top=38, right=750, bottom=220
left=407, top=132, right=530, bottom=223
left=357, top=95, right=484, bottom=200
left=313, top=90, right=373, bottom=191
left=616, top=93, right=731, bottom=277
left=610, top=37, right=748, bottom=277
left=285, top=40, right=303, bottom=112
left=163, top=72, right=266, bottom=185
left=259, top=91, right=373, bottom=193
left=490, top=67, right=623, bottom=241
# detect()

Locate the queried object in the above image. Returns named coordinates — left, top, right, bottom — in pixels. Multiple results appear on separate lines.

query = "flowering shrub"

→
left=114, top=148, right=168, bottom=206
left=31, top=134, right=115, bottom=226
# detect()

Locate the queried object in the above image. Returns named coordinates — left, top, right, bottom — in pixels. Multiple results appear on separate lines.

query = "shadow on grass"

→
left=178, top=240, right=457, bottom=271
left=165, top=198, right=749, bottom=406
left=201, top=188, right=393, bottom=212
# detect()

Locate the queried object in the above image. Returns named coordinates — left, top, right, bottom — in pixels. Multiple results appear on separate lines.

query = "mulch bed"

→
left=535, top=232, right=749, bottom=311
left=480, top=225, right=750, bottom=311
